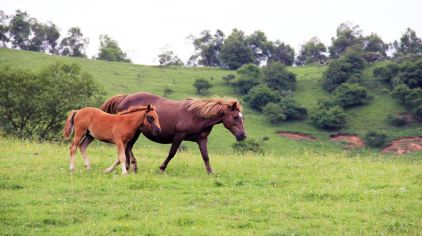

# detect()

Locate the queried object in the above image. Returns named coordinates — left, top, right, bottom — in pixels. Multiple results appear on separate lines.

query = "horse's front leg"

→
left=159, top=134, right=184, bottom=172
left=197, top=137, right=213, bottom=174
left=116, top=141, right=128, bottom=175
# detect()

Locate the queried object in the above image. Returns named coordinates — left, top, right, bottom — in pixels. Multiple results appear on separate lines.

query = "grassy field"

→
left=1, top=137, right=421, bottom=235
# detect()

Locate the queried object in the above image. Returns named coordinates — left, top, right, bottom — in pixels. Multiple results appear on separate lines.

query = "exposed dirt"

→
left=330, top=133, right=365, bottom=149
left=278, top=131, right=318, bottom=141
left=381, top=136, right=422, bottom=155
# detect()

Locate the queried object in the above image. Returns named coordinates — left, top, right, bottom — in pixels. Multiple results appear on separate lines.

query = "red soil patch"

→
left=381, top=136, right=422, bottom=155
left=330, top=133, right=365, bottom=149
left=278, top=131, right=317, bottom=141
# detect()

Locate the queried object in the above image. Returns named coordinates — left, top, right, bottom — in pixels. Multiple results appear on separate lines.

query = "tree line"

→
left=0, top=10, right=130, bottom=62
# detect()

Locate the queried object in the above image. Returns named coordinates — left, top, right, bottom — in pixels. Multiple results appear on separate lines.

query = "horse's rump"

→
left=63, top=110, right=78, bottom=139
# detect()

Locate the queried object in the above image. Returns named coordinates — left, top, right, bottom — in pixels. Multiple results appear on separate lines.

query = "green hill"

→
left=0, top=48, right=420, bottom=155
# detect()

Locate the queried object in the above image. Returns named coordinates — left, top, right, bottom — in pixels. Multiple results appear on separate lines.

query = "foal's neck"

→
left=124, top=111, right=146, bottom=126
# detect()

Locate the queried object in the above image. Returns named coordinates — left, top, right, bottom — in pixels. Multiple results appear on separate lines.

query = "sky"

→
left=1, top=0, right=421, bottom=65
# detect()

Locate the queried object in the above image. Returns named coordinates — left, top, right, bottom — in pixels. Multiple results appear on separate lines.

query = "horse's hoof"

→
left=69, top=168, right=75, bottom=173
left=104, top=168, right=112, bottom=174
left=159, top=167, right=166, bottom=174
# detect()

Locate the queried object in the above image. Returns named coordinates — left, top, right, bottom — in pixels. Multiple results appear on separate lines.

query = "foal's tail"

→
left=63, top=110, right=78, bottom=140
left=100, top=94, right=127, bottom=114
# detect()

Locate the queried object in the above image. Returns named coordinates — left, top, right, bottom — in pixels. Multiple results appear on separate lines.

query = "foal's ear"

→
left=146, top=104, right=152, bottom=111
left=230, top=102, right=237, bottom=111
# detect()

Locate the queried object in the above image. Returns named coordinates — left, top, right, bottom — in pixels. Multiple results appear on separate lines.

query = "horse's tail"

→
left=100, top=94, right=127, bottom=114
left=63, top=110, right=77, bottom=140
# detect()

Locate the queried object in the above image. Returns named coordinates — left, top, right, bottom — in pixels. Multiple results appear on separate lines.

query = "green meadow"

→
left=0, top=48, right=421, bottom=235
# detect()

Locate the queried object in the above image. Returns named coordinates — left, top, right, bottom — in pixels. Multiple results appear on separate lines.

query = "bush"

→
left=373, top=63, right=400, bottom=83
left=222, top=74, right=235, bottom=85
left=262, top=61, right=296, bottom=92
left=232, top=64, right=261, bottom=94
left=263, top=99, right=307, bottom=123
left=414, top=104, right=422, bottom=121
left=364, top=131, right=387, bottom=148
left=398, top=59, right=422, bottom=89
left=387, top=114, right=409, bottom=126
left=193, top=78, right=213, bottom=95
left=163, top=86, right=174, bottom=97
left=245, top=85, right=280, bottom=112
left=323, top=52, right=365, bottom=92
left=0, top=63, right=103, bottom=140
left=333, top=83, right=372, bottom=107
left=231, top=139, right=264, bottom=154
left=311, top=103, right=347, bottom=130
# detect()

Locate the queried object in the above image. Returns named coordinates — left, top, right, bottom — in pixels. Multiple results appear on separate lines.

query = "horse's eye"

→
left=234, top=116, right=239, bottom=120
left=146, top=115, right=154, bottom=123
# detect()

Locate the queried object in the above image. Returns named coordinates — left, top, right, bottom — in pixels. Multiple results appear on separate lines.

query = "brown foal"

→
left=63, top=105, right=161, bottom=175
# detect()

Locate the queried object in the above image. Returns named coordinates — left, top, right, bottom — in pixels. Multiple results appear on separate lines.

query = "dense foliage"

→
left=0, top=63, right=103, bottom=140
left=97, top=34, right=131, bottom=62
left=193, top=78, right=213, bottom=95
left=364, top=131, right=387, bottom=148
left=333, top=83, right=372, bottom=107
left=311, top=101, right=347, bottom=130
left=231, top=139, right=264, bottom=154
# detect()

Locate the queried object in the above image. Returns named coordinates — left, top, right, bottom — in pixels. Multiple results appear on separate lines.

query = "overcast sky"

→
left=1, top=0, right=421, bottom=65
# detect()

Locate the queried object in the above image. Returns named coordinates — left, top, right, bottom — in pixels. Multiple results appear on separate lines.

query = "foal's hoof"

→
left=104, top=168, right=113, bottom=174
left=69, top=168, right=75, bottom=173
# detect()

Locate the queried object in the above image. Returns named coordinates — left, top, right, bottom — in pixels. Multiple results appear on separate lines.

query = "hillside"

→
left=0, top=48, right=421, bottom=155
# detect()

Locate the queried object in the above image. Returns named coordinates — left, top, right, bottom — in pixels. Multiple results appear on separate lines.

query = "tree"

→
left=188, top=30, right=224, bottom=67
left=267, top=41, right=295, bottom=66
left=193, top=78, right=213, bottom=95
left=8, top=10, right=32, bottom=50
left=0, top=10, right=9, bottom=47
left=393, top=28, right=422, bottom=57
left=262, top=61, right=296, bottom=92
left=296, top=37, right=327, bottom=65
left=220, top=29, right=254, bottom=70
left=0, top=63, right=103, bottom=140
left=59, top=27, right=89, bottom=57
left=97, top=34, right=131, bottom=62
left=362, top=33, right=388, bottom=57
left=158, top=47, right=184, bottom=66
left=246, top=30, right=272, bottom=65
left=44, top=22, right=60, bottom=54
left=329, top=22, right=363, bottom=58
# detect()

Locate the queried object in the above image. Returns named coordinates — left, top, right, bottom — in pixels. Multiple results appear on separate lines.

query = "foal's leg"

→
left=69, top=131, right=84, bottom=172
left=159, top=135, right=184, bottom=172
left=105, top=159, right=121, bottom=173
left=79, top=134, right=94, bottom=170
left=116, top=141, right=128, bottom=175
left=197, top=137, right=213, bottom=174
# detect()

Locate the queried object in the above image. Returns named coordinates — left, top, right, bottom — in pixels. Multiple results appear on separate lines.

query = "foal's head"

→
left=143, top=105, right=161, bottom=136
left=222, top=102, right=246, bottom=141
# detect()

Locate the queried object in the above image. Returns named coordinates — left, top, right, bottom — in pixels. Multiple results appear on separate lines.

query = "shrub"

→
left=398, top=59, right=422, bottom=89
left=0, top=63, right=103, bottom=140
left=245, top=85, right=280, bottom=112
left=231, top=139, right=264, bottom=154
left=262, top=61, right=296, bottom=92
left=222, top=74, right=235, bottom=85
left=193, top=78, right=213, bottom=95
left=373, top=63, right=400, bottom=83
left=387, top=114, right=409, bottom=126
left=232, top=64, right=261, bottom=94
left=414, top=104, right=422, bottom=121
left=364, top=131, right=387, bottom=148
left=311, top=104, right=346, bottom=130
left=333, top=83, right=372, bottom=107
left=263, top=99, right=307, bottom=123
left=163, top=86, right=174, bottom=97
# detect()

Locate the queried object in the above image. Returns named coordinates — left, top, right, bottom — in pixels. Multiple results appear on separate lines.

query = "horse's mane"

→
left=185, top=97, right=242, bottom=119
left=118, top=106, right=153, bottom=115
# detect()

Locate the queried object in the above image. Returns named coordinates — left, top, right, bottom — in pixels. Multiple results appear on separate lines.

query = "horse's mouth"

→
left=236, top=133, right=246, bottom=141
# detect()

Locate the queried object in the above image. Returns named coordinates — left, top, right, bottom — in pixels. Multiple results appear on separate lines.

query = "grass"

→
left=1, top=137, right=421, bottom=235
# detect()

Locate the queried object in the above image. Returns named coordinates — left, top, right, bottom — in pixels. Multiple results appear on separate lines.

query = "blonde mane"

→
left=185, top=97, right=242, bottom=119
left=118, top=105, right=153, bottom=115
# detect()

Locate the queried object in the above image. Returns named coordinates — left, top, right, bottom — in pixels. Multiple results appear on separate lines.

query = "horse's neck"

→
left=202, top=116, right=223, bottom=127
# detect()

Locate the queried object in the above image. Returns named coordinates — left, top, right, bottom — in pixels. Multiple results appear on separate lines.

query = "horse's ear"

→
left=230, top=102, right=237, bottom=111
left=147, top=104, right=152, bottom=111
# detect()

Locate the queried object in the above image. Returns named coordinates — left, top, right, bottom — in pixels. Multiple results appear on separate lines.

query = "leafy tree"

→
left=232, top=63, right=261, bottom=94
left=0, top=10, right=9, bottom=47
left=245, top=85, right=280, bottom=111
left=329, top=22, right=363, bottom=58
left=333, top=83, right=372, bottom=107
left=97, top=34, right=131, bottom=62
left=8, top=10, right=32, bottom=50
left=193, top=78, right=213, bottom=95
left=158, top=49, right=183, bottom=66
left=362, top=33, right=388, bottom=58
left=44, top=22, right=60, bottom=54
left=262, top=61, right=296, bottom=92
left=0, top=63, right=103, bottom=140
left=246, top=30, right=272, bottom=65
left=59, top=27, right=89, bottom=57
left=220, top=29, right=254, bottom=69
left=188, top=30, right=224, bottom=67
left=393, top=28, right=422, bottom=57
left=267, top=41, right=295, bottom=66
left=296, top=37, right=327, bottom=65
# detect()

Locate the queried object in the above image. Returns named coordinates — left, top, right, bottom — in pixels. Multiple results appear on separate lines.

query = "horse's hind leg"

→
left=79, top=134, right=94, bottom=170
left=105, top=159, right=121, bottom=173
left=69, top=130, right=84, bottom=172
left=126, top=131, right=141, bottom=173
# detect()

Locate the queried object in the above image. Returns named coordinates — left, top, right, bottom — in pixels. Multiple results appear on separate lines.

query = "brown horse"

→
left=100, top=92, right=246, bottom=174
left=63, top=105, right=161, bottom=175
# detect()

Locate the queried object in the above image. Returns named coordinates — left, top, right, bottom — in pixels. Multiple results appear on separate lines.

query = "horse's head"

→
left=143, top=104, right=161, bottom=136
left=222, top=102, right=246, bottom=141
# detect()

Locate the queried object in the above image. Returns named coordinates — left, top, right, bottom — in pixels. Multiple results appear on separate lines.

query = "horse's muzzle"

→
left=236, top=132, right=246, bottom=141
left=152, top=126, right=161, bottom=136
